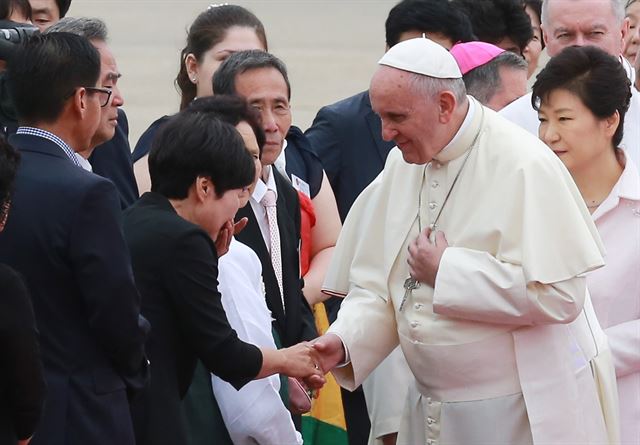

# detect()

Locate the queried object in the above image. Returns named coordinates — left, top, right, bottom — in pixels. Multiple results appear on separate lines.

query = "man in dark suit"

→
left=47, top=17, right=139, bottom=209
left=304, top=2, right=475, bottom=443
left=0, top=33, right=148, bottom=445
left=212, top=51, right=317, bottom=348
left=122, top=100, right=323, bottom=444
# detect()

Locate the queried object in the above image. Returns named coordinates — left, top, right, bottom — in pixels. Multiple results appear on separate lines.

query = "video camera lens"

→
left=0, top=20, right=39, bottom=61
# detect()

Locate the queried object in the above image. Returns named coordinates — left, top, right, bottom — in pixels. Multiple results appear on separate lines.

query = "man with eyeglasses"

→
left=0, top=32, right=148, bottom=445
left=46, top=17, right=139, bottom=209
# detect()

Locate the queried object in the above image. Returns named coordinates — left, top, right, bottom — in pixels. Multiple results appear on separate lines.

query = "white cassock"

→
left=212, top=238, right=302, bottom=445
left=325, top=98, right=618, bottom=445
left=500, top=56, right=640, bottom=168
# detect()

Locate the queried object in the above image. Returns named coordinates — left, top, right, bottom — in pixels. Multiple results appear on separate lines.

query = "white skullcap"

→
left=378, top=37, right=462, bottom=79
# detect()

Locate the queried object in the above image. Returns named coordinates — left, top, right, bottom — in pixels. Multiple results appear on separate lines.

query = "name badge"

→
left=291, top=174, right=311, bottom=198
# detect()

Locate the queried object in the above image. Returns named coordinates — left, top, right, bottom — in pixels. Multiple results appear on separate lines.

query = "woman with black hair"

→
left=534, top=45, right=640, bottom=445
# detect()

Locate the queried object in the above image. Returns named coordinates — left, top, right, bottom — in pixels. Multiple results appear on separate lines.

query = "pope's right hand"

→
left=311, top=333, right=346, bottom=373
left=279, top=342, right=326, bottom=389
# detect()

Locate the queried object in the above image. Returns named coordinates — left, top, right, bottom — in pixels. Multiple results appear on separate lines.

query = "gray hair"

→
left=45, top=17, right=108, bottom=41
left=212, top=49, right=291, bottom=100
left=407, top=72, right=467, bottom=106
left=463, top=52, right=528, bottom=105
left=541, top=0, right=625, bottom=28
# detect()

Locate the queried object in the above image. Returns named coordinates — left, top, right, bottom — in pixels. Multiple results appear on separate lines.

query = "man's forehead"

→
left=29, top=0, right=58, bottom=14
left=546, top=0, right=618, bottom=26
left=236, top=67, right=288, bottom=99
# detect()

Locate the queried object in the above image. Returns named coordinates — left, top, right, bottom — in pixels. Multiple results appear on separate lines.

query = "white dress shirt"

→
left=249, top=165, right=279, bottom=249
left=211, top=238, right=302, bottom=445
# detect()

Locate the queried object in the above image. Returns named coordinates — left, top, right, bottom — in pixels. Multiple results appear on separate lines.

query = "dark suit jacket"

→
left=0, top=264, right=46, bottom=445
left=123, top=192, right=263, bottom=445
left=235, top=169, right=317, bottom=347
left=0, top=133, right=148, bottom=445
left=305, top=90, right=395, bottom=222
left=89, top=109, right=139, bottom=209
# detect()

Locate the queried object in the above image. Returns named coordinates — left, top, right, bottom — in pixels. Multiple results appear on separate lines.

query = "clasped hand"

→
left=279, top=341, right=326, bottom=390
left=407, top=228, right=449, bottom=287
left=280, top=334, right=347, bottom=390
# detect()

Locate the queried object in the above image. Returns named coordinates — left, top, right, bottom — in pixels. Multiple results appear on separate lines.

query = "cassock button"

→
left=410, top=321, right=419, bottom=328
left=414, top=303, right=423, bottom=310
left=431, top=180, right=439, bottom=188
left=428, top=202, right=438, bottom=210
left=633, top=208, right=640, bottom=216
left=427, top=439, right=436, bottom=445
left=427, top=417, right=436, bottom=424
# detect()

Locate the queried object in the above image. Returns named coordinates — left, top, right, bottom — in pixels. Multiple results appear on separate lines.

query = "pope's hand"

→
left=408, top=229, right=449, bottom=287
left=311, top=333, right=346, bottom=373
left=279, top=342, right=326, bottom=390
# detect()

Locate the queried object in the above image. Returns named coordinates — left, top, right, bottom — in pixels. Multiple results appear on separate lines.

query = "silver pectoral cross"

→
left=399, top=277, right=420, bottom=311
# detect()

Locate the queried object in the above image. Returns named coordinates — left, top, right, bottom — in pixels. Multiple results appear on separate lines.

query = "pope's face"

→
left=543, top=0, right=627, bottom=57
left=370, top=66, right=444, bottom=165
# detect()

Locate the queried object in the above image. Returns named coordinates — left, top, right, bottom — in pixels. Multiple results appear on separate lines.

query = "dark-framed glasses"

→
left=84, top=87, right=113, bottom=107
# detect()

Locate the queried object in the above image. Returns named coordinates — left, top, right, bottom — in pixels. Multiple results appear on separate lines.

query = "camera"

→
left=0, top=20, right=39, bottom=61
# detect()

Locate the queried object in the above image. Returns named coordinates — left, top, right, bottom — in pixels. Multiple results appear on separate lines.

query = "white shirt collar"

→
left=251, top=165, right=278, bottom=204
left=75, top=153, right=93, bottom=172
left=434, top=97, right=477, bottom=162
left=273, top=139, right=288, bottom=179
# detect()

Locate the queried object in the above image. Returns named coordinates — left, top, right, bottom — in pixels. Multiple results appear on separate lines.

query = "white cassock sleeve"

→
left=327, top=285, right=400, bottom=391
left=433, top=247, right=586, bottom=325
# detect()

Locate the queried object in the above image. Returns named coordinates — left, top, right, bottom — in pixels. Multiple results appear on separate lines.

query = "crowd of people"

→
left=0, top=0, right=638, bottom=445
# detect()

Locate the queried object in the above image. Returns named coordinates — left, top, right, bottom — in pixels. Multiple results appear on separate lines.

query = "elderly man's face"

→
left=543, top=0, right=627, bottom=57
left=90, top=40, right=124, bottom=148
left=370, top=67, right=445, bottom=164
left=233, top=67, right=292, bottom=167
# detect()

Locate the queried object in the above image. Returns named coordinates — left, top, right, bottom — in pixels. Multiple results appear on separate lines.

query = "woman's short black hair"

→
left=532, top=45, right=631, bottom=148
left=187, top=95, right=265, bottom=157
left=149, top=104, right=255, bottom=200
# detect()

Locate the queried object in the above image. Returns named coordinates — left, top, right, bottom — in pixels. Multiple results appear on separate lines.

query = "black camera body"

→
left=0, top=20, right=39, bottom=61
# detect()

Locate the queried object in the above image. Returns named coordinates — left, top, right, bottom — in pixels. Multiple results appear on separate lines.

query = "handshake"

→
left=271, top=334, right=347, bottom=412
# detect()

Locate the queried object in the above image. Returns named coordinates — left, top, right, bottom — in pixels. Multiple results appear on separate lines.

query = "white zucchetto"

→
left=378, top=37, right=462, bottom=79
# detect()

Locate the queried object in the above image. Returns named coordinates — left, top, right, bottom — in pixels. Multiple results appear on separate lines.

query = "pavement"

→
left=69, top=0, right=396, bottom=146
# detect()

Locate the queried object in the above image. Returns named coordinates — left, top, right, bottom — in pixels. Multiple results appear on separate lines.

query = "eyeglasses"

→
left=84, top=87, right=113, bottom=107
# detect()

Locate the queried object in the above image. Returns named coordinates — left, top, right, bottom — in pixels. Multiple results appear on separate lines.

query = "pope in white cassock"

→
left=312, top=37, right=619, bottom=445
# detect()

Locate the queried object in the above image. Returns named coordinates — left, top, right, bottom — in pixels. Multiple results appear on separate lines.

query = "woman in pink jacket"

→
left=534, top=45, right=640, bottom=444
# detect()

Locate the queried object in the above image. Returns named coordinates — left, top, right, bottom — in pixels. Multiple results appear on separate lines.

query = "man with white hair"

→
left=313, top=37, right=614, bottom=444
left=501, top=0, right=640, bottom=166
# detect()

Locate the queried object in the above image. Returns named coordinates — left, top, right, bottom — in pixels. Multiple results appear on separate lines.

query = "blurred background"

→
left=68, top=1, right=396, bottom=146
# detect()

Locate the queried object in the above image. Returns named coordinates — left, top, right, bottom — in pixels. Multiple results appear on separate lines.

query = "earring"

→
left=191, top=76, right=197, bottom=83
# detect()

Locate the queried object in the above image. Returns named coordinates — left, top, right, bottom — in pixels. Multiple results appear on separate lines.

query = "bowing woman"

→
left=123, top=104, right=324, bottom=445
left=534, top=45, right=640, bottom=445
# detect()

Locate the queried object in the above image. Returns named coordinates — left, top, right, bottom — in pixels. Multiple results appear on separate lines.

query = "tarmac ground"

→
left=69, top=1, right=397, bottom=145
